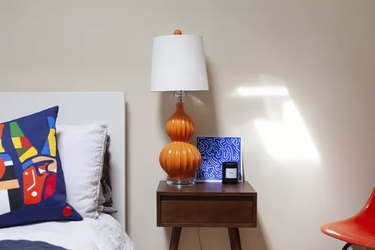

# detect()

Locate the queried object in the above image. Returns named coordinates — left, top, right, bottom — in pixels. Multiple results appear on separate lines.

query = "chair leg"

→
left=342, top=243, right=352, bottom=250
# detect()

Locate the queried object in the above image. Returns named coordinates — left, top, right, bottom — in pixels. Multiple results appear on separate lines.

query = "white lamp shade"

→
left=150, top=34, right=209, bottom=92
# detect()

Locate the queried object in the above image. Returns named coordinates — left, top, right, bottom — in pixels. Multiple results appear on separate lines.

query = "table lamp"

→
left=150, top=29, right=209, bottom=186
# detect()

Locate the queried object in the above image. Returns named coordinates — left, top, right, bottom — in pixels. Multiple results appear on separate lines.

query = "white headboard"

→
left=0, top=92, right=126, bottom=228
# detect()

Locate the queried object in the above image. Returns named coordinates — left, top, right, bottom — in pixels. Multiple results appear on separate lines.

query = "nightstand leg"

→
left=169, top=227, right=182, bottom=250
left=228, top=228, right=242, bottom=250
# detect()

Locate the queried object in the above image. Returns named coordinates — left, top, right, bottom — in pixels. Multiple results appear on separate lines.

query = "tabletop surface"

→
left=157, top=181, right=257, bottom=196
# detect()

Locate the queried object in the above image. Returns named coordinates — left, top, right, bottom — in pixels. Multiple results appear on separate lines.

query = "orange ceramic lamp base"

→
left=159, top=102, right=201, bottom=185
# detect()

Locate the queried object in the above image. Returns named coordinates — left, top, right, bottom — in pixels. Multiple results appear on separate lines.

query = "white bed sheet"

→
left=0, top=214, right=134, bottom=250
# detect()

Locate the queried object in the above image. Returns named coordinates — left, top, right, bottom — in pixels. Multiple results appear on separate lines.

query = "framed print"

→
left=196, top=136, right=243, bottom=182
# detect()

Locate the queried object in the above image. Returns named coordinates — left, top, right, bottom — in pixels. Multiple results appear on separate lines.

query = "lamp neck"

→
left=173, top=91, right=185, bottom=103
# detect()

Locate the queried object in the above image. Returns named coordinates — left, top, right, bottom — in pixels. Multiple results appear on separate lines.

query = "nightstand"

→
left=157, top=181, right=257, bottom=250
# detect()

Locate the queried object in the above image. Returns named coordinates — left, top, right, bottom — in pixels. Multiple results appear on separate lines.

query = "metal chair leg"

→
left=342, top=242, right=352, bottom=250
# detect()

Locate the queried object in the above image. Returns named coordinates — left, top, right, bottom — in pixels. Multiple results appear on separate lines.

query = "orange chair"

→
left=320, top=187, right=375, bottom=250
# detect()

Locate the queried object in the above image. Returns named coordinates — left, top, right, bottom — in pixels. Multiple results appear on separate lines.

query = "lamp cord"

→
left=197, top=228, right=203, bottom=250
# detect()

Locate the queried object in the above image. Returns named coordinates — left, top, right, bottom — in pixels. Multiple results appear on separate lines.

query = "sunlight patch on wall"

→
left=236, top=86, right=290, bottom=97
left=254, top=100, right=320, bottom=162
left=235, top=83, right=320, bottom=163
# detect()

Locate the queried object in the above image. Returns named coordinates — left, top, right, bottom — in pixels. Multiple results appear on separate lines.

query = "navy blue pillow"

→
left=0, top=106, right=82, bottom=228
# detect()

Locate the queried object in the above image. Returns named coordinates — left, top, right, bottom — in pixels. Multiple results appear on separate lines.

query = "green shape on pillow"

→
left=9, top=122, right=24, bottom=137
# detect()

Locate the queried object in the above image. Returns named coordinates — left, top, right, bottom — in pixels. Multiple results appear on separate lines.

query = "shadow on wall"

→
left=352, top=245, right=373, bottom=250
left=175, top=225, right=270, bottom=250
left=173, top=213, right=270, bottom=250
left=241, top=217, right=269, bottom=250
left=157, top=72, right=323, bottom=249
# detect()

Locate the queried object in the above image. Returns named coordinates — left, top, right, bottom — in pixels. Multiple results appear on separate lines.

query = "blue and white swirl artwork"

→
left=196, top=136, right=242, bottom=182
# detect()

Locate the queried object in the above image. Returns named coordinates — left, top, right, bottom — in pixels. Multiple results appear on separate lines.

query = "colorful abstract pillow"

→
left=0, top=106, right=82, bottom=228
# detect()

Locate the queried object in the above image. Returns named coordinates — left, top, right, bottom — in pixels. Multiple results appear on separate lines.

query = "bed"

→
left=0, top=92, right=134, bottom=250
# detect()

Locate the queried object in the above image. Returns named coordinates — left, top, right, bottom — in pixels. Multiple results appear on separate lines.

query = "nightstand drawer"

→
left=158, top=196, right=256, bottom=227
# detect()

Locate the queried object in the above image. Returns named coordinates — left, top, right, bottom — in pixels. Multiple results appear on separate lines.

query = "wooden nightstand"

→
left=157, top=181, right=257, bottom=250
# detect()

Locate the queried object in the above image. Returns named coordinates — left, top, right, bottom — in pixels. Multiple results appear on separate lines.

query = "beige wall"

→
left=1, top=1, right=375, bottom=249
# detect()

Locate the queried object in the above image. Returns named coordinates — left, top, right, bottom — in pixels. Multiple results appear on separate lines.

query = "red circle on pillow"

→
left=0, top=158, right=5, bottom=179
left=62, top=206, right=72, bottom=217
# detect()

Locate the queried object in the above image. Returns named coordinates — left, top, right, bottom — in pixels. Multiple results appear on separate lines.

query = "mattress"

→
left=0, top=213, right=134, bottom=250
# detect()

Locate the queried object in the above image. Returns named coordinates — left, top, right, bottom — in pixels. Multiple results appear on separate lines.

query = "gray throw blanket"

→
left=0, top=240, right=67, bottom=250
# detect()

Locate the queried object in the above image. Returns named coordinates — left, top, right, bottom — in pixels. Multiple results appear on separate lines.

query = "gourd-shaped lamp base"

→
left=159, top=101, right=201, bottom=186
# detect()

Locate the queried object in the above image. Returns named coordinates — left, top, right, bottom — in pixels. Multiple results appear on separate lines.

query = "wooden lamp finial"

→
left=174, top=29, right=182, bottom=35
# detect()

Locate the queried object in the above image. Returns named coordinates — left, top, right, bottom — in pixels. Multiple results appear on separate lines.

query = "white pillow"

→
left=56, top=122, right=107, bottom=218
